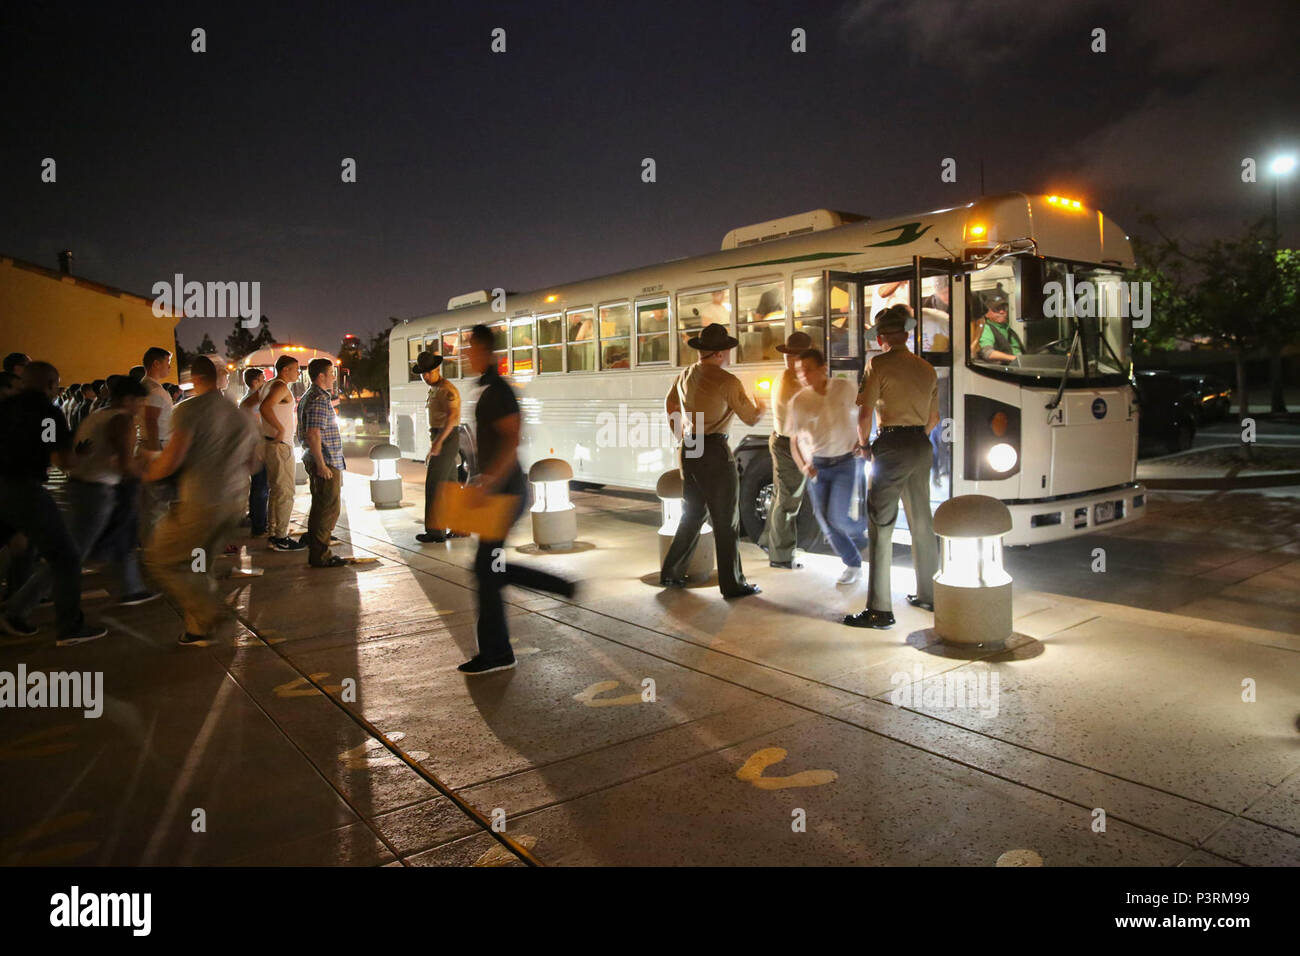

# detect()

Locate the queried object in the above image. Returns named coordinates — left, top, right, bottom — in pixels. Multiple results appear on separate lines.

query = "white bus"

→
left=389, top=192, right=1145, bottom=546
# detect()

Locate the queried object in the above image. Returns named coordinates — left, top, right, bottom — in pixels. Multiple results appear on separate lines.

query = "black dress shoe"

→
left=843, top=609, right=895, bottom=629
left=415, top=531, right=447, bottom=543
left=906, top=594, right=934, bottom=612
left=768, top=560, right=803, bottom=569
left=723, top=584, right=761, bottom=599
left=660, top=576, right=688, bottom=589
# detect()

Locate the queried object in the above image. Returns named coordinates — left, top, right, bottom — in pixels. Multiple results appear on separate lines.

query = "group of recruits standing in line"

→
left=659, top=304, right=940, bottom=629
left=0, top=302, right=936, bottom=667
left=0, top=346, right=353, bottom=648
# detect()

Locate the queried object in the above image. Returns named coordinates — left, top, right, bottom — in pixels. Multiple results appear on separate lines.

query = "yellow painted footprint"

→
left=736, top=747, right=837, bottom=790
left=0, top=724, right=77, bottom=761
left=473, top=834, right=537, bottom=867
left=273, top=673, right=343, bottom=697
left=0, top=810, right=98, bottom=865
left=573, top=680, right=642, bottom=707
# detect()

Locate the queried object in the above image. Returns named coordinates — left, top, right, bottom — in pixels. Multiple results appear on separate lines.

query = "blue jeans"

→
left=248, top=465, right=269, bottom=534
left=808, top=454, right=867, bottom=567
left=8, top=480, right=146, bottom=620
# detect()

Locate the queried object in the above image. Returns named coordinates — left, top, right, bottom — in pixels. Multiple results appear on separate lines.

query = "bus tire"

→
left=738, top=453, right=823, bottom=552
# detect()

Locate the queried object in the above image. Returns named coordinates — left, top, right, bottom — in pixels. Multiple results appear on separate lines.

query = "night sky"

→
left=2, top=0, right=1297, bottom=353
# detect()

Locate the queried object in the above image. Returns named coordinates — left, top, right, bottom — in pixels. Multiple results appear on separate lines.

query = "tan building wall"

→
left=0, top=255, right=179, bottom=385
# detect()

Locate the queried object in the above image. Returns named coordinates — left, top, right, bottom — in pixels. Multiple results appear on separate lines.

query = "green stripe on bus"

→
left=702, top=252, right=859, bottom=272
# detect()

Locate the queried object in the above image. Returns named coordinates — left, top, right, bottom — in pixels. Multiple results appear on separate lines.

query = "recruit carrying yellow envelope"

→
left=430, top=482, right=516, bottom=540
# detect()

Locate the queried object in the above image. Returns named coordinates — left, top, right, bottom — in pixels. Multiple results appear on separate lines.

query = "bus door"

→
left=822, top=271, right=864, bottom=384
left=911, top=256, right=958, bottom=509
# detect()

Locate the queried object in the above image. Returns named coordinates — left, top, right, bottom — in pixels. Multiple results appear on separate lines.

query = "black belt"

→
left=878, top=425, right=925, bottom=435
left=812, top=451, right=856, bottom=468
left=702, top=433, right=728, bottom=442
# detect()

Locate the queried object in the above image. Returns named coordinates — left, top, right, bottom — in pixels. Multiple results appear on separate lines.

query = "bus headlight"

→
left=986, top=443, right=1018, bottom=473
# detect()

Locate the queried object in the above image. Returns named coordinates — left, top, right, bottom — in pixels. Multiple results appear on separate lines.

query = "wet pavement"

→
left=1, top=467, right=1297, bottom=866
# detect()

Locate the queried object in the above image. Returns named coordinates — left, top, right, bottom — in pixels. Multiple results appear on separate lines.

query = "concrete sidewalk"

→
left=1, top=473, right=1297, bottom=866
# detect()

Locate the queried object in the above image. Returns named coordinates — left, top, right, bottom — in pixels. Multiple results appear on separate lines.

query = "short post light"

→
left=528, top=458, right=576, bottom=549
left=932, top=494, right=1013, bottom=646
left=655, top=469, right=714, bottom=580
left=368, top=442, right=403, bottom=508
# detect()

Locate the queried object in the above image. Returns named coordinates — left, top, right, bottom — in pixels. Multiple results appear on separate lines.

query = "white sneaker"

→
left=836, top=565, right=862, bottom=585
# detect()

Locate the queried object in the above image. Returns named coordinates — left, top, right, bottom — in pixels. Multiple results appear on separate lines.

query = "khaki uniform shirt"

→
left=771, top=367, right=801, bottom=437
left=856, top=348, right=938, bottom=429
left=426, top=376, right=458, bottom=439
left=668, top=362, right=762, bottom=435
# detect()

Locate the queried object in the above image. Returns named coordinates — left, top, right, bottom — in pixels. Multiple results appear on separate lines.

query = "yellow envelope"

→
left=431, top=482, right=517, bottom=540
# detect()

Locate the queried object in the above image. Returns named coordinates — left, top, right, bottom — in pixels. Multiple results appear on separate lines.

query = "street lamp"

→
left=528, top=458, right=577, bottom=549
left=655, top=469, right=714, bottom=580
left=932, top=495, right=1013, bottom=646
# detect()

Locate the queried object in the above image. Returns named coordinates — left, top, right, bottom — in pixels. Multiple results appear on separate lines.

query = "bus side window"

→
left=599, top=302, right=631, bottom=369
left=441, top=330, right=461, bottom=379
left=735, top=279, right=785, bottom=363
left=537, top=314, right=563, bottom=373
left=406, top=337, right=422, bottom=381
left=635, top=300, right=669, bottom=365
left=792, top=275, right=826, bottom=350
left=510, top=317, right=535, bottom=374
left=676, top=288, right=731, bottom=366
left=566, top=308, right=595, bottom=372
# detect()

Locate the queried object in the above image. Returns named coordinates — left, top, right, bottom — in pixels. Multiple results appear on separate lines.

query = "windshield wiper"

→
left=1045, top=320, right=1081, bottom=410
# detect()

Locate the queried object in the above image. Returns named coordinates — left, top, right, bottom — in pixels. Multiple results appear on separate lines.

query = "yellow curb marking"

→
left=273, top=673, right=342, bottom=697
left=736, top=747, right=837, bottom=790
left=338, top=733, right=429, bottom=769
left=573, top=680, right=642, bottom=707
left=473, top=834, right=537, bottom=867
left=0, top=723, right=77, bottom=760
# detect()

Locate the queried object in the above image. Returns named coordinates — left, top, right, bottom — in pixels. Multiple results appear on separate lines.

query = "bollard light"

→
left=369, top=442, right=403, bottom=508
left=528, top=458, right=577, bottom=549
left=932, top=494, right=1013, bottom=646
left=655, top=469, right=714, bottom=580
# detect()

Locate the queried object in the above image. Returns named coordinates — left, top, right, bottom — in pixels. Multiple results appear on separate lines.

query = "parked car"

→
left=1134, top=370, right=1198, bottom=454
left=1177, top=373, right=1233, bottom=422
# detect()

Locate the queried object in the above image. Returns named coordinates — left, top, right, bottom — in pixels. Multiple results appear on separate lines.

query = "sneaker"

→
left=309, top=556, right=348, bottom=568
left=118, top=591, right=161, bottom=607
left=178, top=632, right=212, bottom=647
left=1, top=615, right=39, bottom=638
left=268, top=537, right=307, bottom=552
left=56, top=622, right=108, bottom=646
left=837, top=565, right=862, bottom=585
left=457, top=654, right=517, bottom=675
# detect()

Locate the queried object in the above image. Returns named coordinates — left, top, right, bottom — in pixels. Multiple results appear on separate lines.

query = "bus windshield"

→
left=968, top=257, right=1130, bottom=384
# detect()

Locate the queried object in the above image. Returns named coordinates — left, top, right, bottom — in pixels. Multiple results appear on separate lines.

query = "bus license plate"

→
left=1094, top=502, right=1116, bottom=524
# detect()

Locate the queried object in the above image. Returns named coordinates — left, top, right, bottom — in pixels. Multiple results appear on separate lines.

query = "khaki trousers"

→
left=307, top=466, right=342, bottom=565
left=145, top=500, right=243, bottom=637
left=264, top=440, right=295, bottom=538
left=763, top=433, right=805, bottom=563
left=866, top=429, right=939, bottom=613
